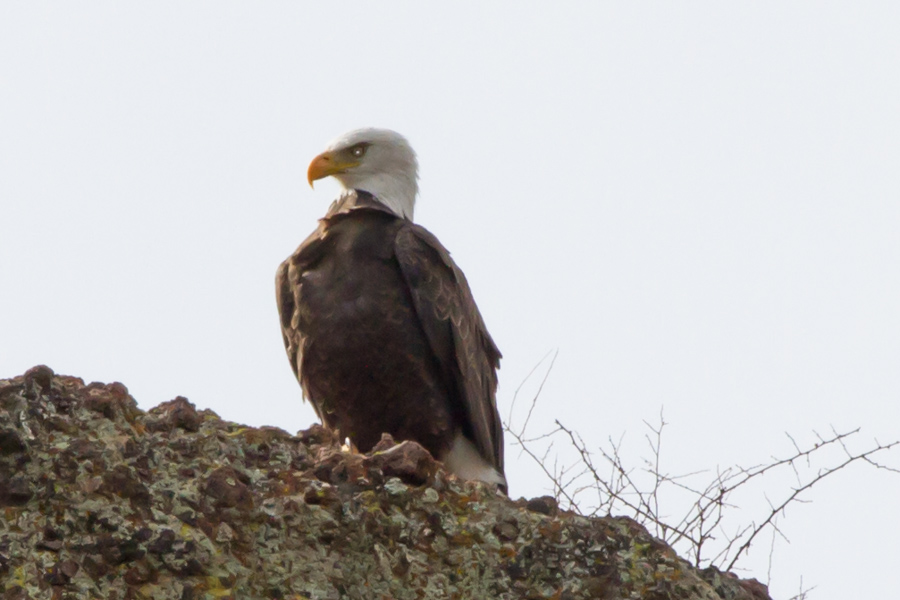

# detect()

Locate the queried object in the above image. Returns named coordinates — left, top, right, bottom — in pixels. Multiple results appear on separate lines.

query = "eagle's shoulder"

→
left=394, top=222, right=501, bottom=363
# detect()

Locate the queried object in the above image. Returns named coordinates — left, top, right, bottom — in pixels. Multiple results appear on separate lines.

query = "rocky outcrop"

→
left=0, top=366, right=770, bottom=600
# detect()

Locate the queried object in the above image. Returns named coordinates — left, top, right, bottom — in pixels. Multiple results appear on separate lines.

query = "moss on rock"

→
left=0, top=366, right=770, bottom=600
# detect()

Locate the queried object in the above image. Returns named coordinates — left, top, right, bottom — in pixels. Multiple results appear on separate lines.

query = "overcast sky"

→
left=2, top=4, right=899, bottom=598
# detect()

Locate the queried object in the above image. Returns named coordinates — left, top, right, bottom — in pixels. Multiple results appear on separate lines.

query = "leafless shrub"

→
left=785, top=578, right=814, bottom=600
left=505, top=353, right=899, bottom=576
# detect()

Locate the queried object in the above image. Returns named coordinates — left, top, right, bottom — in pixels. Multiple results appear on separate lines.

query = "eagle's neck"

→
left=327, top=190, right=398, bottom=219
left=341, top=172, right=417, bottom=221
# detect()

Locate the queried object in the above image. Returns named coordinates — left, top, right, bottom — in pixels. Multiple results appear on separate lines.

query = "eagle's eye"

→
left=349, top=144, right=367, bottom=159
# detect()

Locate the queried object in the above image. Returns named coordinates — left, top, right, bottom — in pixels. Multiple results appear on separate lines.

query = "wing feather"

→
left=394, top=224, right=504, bottom=474
left=275, top=226, right=329, bottom=420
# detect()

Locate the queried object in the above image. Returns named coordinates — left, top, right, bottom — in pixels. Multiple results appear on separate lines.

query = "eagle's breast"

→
left=288, top=208, right=457, bottom=456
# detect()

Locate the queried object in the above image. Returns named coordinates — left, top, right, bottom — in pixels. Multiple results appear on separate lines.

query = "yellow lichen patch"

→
left=204, top=576, right=234, bottom=597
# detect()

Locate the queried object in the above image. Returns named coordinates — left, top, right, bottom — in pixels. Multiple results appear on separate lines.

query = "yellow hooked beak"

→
left=307, top=151, right=360, bottom=188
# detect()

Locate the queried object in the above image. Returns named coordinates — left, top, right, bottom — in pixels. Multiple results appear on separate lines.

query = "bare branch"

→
left=724, top=436, right=900, bottom=571
left=507, top=382, right=899, bottom=580
left=506, top=362, right=899, bottom=586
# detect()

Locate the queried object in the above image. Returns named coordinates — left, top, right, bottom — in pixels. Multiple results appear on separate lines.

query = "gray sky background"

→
left=2, top=4, right=899, bottom=598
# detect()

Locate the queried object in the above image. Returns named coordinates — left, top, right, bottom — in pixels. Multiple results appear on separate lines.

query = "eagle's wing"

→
left=394, top=223, right=504, bottom=474
left=275, top=224, right=328, bottom=419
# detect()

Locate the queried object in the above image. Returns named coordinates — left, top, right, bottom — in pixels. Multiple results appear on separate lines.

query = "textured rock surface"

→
left=0, top=366, right=771, bottom=600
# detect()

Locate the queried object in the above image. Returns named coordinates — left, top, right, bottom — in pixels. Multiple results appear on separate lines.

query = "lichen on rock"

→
left=0, top=366, right=771, bottom=600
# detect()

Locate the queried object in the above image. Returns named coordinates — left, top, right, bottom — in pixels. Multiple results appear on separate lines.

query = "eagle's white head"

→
left=307, top=128, right=419, bottom=220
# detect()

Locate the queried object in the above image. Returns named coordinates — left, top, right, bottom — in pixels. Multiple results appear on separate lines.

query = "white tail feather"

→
left=443, top=434, right=506, bottom=489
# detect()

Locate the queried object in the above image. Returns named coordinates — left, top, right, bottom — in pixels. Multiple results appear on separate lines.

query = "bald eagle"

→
left=276, top=128, right=506, bottom=491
